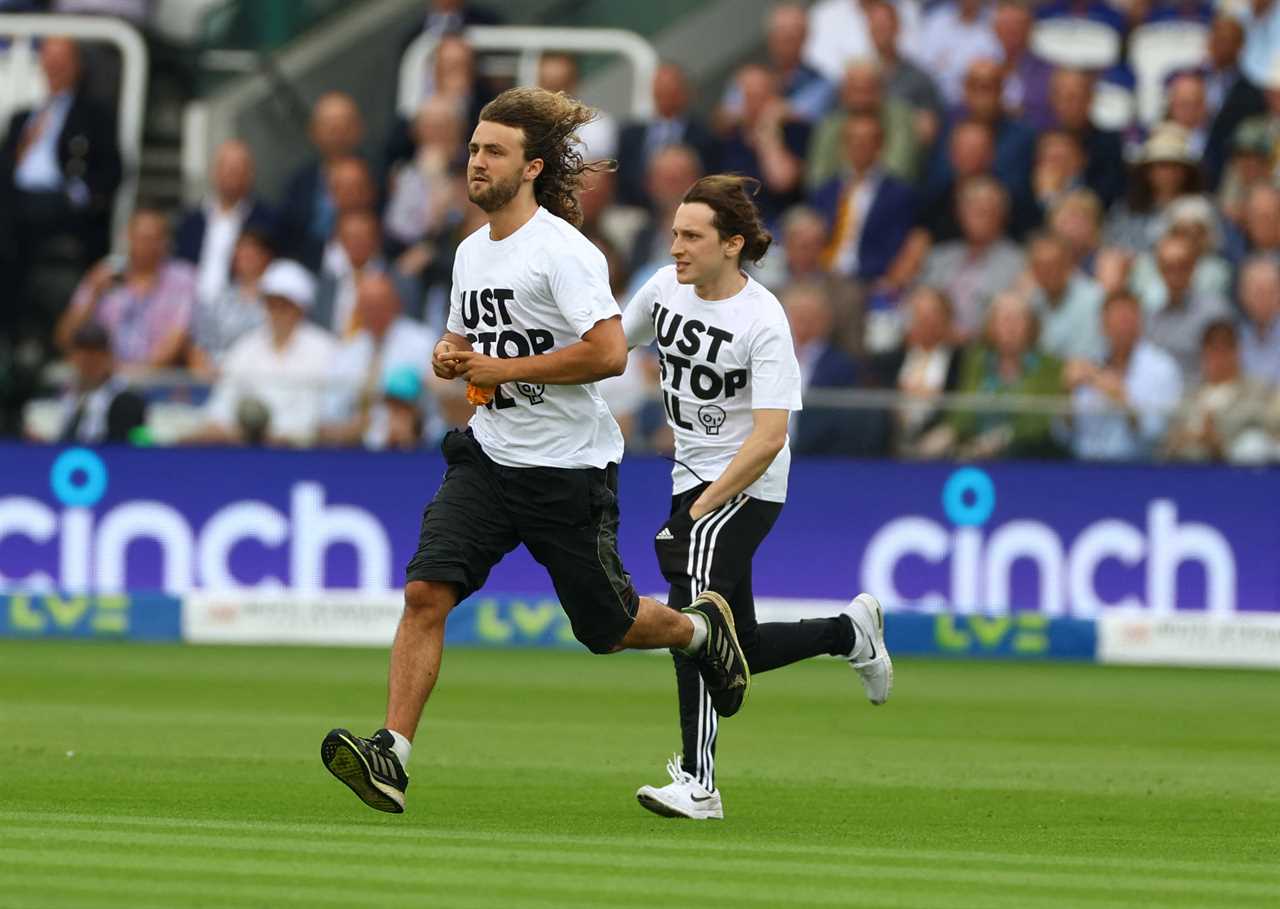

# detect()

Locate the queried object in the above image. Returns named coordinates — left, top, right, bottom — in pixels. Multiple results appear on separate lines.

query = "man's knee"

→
left=403, top=580, right=458, bottom=625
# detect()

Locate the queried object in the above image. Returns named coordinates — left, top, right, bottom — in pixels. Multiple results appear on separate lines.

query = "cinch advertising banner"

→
left=0, top=444, right=1276, bottom=617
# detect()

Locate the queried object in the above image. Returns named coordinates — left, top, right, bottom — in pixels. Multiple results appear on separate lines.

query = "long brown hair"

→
left=681, top=175, right=773, bottom=264
left=478, top=86, right=615, bottom=227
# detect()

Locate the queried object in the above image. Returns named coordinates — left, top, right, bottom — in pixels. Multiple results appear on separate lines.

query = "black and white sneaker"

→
left=321, top=728, right=408, bottom=814
left=683, top=591, right=750, bottom=717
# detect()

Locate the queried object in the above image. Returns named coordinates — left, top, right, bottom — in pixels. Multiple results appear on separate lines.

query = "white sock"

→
left=387, top=729, right=412, bottom=769
left=679, top=612, right=709, bottom=654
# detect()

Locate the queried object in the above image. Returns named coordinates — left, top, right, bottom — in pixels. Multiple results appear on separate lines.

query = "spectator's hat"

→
left=1164, top=195, right=1220, bottom=249
left=260, top=260, right=316, bottom=310
left=1230, top=118, right=1271, bottom=157
left=1137, top=123, right=1197, bottom=166
left=383, top=366, right=423, bottom=404
left=71, top=322, right=112, bottom=352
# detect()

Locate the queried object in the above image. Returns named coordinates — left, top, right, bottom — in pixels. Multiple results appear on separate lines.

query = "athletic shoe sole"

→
left=688, top=590, right=751, bottom=716
left=635, top=789, right=723, bottom=820
left=320, top=729, right=405, bottom=814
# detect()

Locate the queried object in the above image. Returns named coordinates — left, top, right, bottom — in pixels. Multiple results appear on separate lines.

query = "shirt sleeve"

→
left=445, top=255, right=465, bottom=336
left=750, top=312, right=804, bottom=412
left=547, top=239, right=620, bottom=338
left=620, top=271, right=662, bottom=349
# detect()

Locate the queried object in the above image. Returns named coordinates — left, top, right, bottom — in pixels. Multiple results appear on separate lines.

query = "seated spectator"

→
left=1066, top=291, right=1182, bottom=461
left=383, top=95, right=465, bottom=257
left=783, top=282, right=885, bottom=456
left=1025, top=230, right=1105, bottom=361
left=1162, top=320, right=1274, bottom=462
left=316, top=210, right=420, bottom=335
left=1103, top=124, right=1205, bottom=254
left=0, top=36, right=122, bottom=340
left=717, top=65, right=810, bottom=228
left=810, top=113, right=923, bottom=290
left=1139, top=233, right=1232, bottom=380
left=1164, top=72, right=1211, bottom=159
left=175, top=139, right=275, bottom=306
left=1047, top=188, right=1104, bottom=277
left=278, top=92, right=366, bottom=271
left=865, top=0, right=946, bottom=142
left=1231, top=182, right=1280, bottom=264
left=537, top=52, right=617, bottom=160
left=806, top=59, right=919, bottom=190
left=626, top=144, right=704, bottom=283
left=919, top=176, right=1026, bottom=341
left=617, top=63, right=715, bottom=208
left=188, top=227, right=275, bottom=377
left=1216, top=120, right=1273, bottom=228
left=56, top=209, right=197, bottom=368
left=916, top=0, right=1000, bottom=108
left=803, top=0, right=927, bottom=83
left=1026, top=128, right=1089, bottom=232
left=320, top=272, right=433, bottom=448
left=1129, top=197, right=1232, bottom=306
left=918, top=119, right=996, bottom=242
left=54, top=323, right=146, bottom=445
left=1237, top=255, right=1280, bottom=388
left=720, top=4, right=833, bottom=124
left=994, top=0, right=1054, bottom=130
left=191, top=261, right=338, bottom=447
left=929, top=291, right=1065, bottom=459
left=1049, top=68, right=1126, bottom=209
left=871, top=286, right=962, bottom=455
left=376, top=367, right=428, bottom=452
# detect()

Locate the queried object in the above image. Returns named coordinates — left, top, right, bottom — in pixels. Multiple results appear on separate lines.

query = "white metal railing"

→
left=0, top=14, right=149, bottom=244
left=397, top=25, right=658, bottom=121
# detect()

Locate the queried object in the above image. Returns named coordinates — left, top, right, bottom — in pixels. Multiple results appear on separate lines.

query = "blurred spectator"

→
left=916, top=0, right=1000, bottom=108
left=918, top=119, right=996, bottom=242
left=1025, top=230, right=1105, bottom=361
left=56, top=209, right=196, bottom=368
left=1027, top=129, right=1088, bottom=230
left=919, top=176, right=1026, bottom=341
left=1066, top=291, right=1182, bottom=461
left=537, top=52, right=617, bottom=160
left=783, top=282, right=883, bottom=455
left=811, top=113, right=923, bottom=290
left=807, top=60, right=920, bottom=190
left=933, top=291, right=1065, bottom=459
left=766, top=206, right=865, bottom=357
left=804, top=0, right=926, bottom=83
left=1202, top=16, right=1246, bottom=113
left=54, top=323, right=146, bottom=446
left=1139, top=233, right=1231, bottom=379
left=1129, top=197, right=1231, bottom=305
left=871, top=286, right=962, bottom=454
left=1237, top=255, right=1280, bottom=387
left=1238, top=0, right=1280, bottom=91
left=1201, top=16, right=1260, bottom=188
left=188, top=227, right=275, bottom=378
left=315, top=210, right=420, bottom=335
left=1216, top=120, right=1273, bottom=227
left=1164, top=72, right=1210, bottom=158
left=721, top=5, right=833, bottom=124
left=627, top=144, right=704, bottom=282
left=320, top=272, right=433, bottom=448
left=1048, top=68, right=1126, bottom=209
left=402, top=0, right=499, bottom=47
left=716, top=64, right=810, bottom=227
left=618, top=64, right=715, bottom=208
left=387, top=33, right=492, bottom=176
left=0, top=36, right=122, bottom=339
left=1233, top=182, right=1280, bottom=263
left=383, top=95, right=465, bottom=256
left=1103, top=124, right=1203, bottom=253
left=994, top=0, right=1054, bottom=130
left=1047, top=188, right=1104, bottom=276
left=865, top=0, right=945, bottom=138
left=175, top=139, right=275, bottom=306
left=192, top=261, right=338, bottom=447
left=278, top=92, right=366, bottom=271
left=1163, top=320, right=1274, bottom=462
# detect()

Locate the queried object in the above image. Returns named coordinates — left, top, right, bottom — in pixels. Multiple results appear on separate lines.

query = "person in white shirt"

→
left=623, top=174, right=892, bottom=821
left=320, top=87, right=751, bottom=816
left=191, top=260, right=337, bottom=447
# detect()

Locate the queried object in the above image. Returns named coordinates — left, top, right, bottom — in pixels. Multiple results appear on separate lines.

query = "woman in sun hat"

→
left=1103, top=123, right=1207, bottom=254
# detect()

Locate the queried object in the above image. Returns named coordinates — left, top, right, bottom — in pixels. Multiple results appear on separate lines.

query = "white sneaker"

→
left=635, top=755, right=723, bottom=820
left=842, top=593, right=893, bottom=705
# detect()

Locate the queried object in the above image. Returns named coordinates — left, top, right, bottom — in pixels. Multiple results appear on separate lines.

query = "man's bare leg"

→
left=385, top=580, right=458, bottom=741
left=618, top=596, right=695, bottom=649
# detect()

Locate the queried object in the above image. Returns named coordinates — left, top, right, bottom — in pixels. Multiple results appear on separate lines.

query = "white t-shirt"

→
left=622, top=266, right=803, bottom=502
left=446, top=206, right=624, bottom=469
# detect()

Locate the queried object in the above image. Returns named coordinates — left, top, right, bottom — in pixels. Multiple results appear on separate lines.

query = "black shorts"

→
left=406, top=429, right=640, bottom=653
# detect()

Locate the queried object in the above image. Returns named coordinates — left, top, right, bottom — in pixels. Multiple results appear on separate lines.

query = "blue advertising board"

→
left=0, top=444, right=1275, bottom=619
left=0, top=593, right=182, bottom=641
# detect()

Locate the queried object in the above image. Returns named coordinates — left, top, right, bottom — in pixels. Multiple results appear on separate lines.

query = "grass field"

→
left=2, top=641, right=1277, bottom=909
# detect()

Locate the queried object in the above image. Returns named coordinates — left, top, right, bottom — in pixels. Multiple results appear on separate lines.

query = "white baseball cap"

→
left=259, top=260, right=316, bottom=310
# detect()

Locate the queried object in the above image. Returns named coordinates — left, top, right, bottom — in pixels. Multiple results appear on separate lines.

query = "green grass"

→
left=2, top=641, right=1278, bottom=908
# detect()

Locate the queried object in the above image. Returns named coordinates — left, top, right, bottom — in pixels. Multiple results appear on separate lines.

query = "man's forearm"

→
left=694, top=434, right=783, bottom=514
left=499, top=340, right=623, bottom=385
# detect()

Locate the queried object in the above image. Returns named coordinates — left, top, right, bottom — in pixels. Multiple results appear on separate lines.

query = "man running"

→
left=320, top=89, right=747, bottom=814
left=623, top=175, right=893, bottom=820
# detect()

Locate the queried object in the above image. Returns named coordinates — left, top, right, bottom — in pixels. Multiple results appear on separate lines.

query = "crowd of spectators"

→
left=6, top=0, right=1280, bottom=463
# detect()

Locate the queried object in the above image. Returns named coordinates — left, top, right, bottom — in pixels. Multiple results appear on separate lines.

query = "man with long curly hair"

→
left=321, top=87, right=749, bottom=814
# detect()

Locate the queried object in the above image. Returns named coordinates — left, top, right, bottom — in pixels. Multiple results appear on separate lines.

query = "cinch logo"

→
left=0, top=449, right=392, bottom=594
left=860, top=467, right=1238, bottom=617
